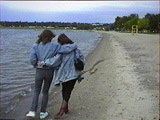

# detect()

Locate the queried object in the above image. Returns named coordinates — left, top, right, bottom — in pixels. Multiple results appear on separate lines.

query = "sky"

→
left=1, top=1, right=159, bottom=23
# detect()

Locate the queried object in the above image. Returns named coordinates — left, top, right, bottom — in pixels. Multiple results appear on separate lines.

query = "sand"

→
left=2, top=32, right=159, bottom=120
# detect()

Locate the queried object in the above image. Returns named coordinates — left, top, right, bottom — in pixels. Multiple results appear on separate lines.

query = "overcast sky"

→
left=1, top=1, right=159, bottom=23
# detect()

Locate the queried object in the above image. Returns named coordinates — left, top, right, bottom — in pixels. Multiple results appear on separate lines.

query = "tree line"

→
left=113, top=13, right=159, bottom=33
left=0, top=13, right=159, bottom=33
left=0, top=21, right=110, bottom=30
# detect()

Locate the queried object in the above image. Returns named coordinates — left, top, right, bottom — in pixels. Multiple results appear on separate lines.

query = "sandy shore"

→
left=2, top=32, right=159, bottom=120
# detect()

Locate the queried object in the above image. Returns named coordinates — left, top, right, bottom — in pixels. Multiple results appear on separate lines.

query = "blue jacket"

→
left=40, top=46, right=85, bottom=85
left=30, top=41, right=77, bottom=69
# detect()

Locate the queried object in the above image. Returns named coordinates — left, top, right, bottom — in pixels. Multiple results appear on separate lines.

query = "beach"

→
left=2, top=31, right=159, bottom=120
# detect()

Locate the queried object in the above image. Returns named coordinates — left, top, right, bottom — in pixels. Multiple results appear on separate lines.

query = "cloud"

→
left=1, top=1, right=159, bottom=23
left=1, top=1, right=159, bottom=12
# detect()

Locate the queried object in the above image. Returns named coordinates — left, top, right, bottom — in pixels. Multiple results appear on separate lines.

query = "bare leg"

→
left=54, top=80, right=76, bottom=119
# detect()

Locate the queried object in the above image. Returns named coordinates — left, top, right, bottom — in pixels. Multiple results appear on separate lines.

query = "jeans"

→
left=31, top=68, right=54, bottom=112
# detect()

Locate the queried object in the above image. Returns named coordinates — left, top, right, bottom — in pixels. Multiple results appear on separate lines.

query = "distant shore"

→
left=0, top=27, right=101, bottom=32
left=1, top=27, right=159, bottom=35
left=2, top=32, right=159, bottom=120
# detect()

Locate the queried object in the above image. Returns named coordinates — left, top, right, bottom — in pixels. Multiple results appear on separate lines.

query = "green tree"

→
left=145, top=13, right=159, bottom=31
left=138, top=18, right=149, bottom=30
left=125, top=17, right=139, bottom=30
left=114, top=14, right=139, bottom=31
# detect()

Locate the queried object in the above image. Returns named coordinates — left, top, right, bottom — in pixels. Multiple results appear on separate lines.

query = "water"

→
left=0, top=29, right=102, bottom=114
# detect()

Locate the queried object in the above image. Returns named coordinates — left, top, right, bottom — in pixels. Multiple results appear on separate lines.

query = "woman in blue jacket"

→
left=38, top=34, right=85, bottom=119
left=27, top=30, right=77, bottom=119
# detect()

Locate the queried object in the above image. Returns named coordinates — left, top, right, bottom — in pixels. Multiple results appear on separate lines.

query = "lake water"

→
left=0, top=29, right=102, bottom=114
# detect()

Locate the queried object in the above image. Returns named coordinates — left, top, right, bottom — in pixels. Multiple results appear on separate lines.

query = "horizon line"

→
left=0, top=21, right=114, bottom=24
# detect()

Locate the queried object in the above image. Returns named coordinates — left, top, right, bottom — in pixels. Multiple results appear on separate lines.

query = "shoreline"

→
left=2, top=32, right=159, bottom=120
left=0, top=29, right=102, bottom=118
left=0, top=27, right=99, bottom=33
left=1, top=28, right=159, bottom=35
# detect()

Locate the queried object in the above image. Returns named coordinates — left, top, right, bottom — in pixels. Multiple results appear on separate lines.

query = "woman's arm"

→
left=57, top=43, right=77, bottom=54
left=38, top=43, right=77, bottom=67
left=38, top=54, right=62, bottom=68
left=30, top=45, right=38, bottom=67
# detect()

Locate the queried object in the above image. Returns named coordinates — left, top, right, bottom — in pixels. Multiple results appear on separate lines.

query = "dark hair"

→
left=58, top=33, right=74, bottom=45
left=36, top=29, right=55, bottom=45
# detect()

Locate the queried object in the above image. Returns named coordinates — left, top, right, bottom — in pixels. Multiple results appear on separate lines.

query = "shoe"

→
left=26, top=111, right=36, bottom=117
left=40, top=112, right=49, bottom=119
left=54, top=108, right=65, bottom=119
left=54, top=100, right=68, bottom=119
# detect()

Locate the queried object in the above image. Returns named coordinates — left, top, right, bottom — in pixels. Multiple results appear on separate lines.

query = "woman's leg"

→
left=30, top=69, right=44, bottom=112
left=62, top=79, right=76, bottom=103
left=40, top=69, right=54, bottom=112
left=55, top=79, right=76, bottom=119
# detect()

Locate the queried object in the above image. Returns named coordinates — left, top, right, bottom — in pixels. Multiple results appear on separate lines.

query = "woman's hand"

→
left=37, top=61, right=45, bottom=67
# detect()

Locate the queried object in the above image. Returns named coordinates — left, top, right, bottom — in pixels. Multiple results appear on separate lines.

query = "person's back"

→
left=32, top=41, right=59, bottom=62
left=27, top=30, right=58, bottom=119
left=54, top=47, right=78, bottom=84
left=38, top=33, right=84, bottom=84
left=30, top=31, right=77, bottom=69
left=30, top=30, right=57, bottom=67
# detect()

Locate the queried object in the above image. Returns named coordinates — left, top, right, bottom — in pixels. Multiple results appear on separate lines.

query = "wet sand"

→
left=2, top=32, right=159, bottom=120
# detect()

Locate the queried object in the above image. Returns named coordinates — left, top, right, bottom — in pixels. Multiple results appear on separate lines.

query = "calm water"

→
left=0, top=29, right=102, bottom=114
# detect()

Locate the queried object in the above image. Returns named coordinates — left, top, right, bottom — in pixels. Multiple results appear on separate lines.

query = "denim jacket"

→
left=40, top=46, right=85, bottom=85
left=30, top=41, right=77, bottom=69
